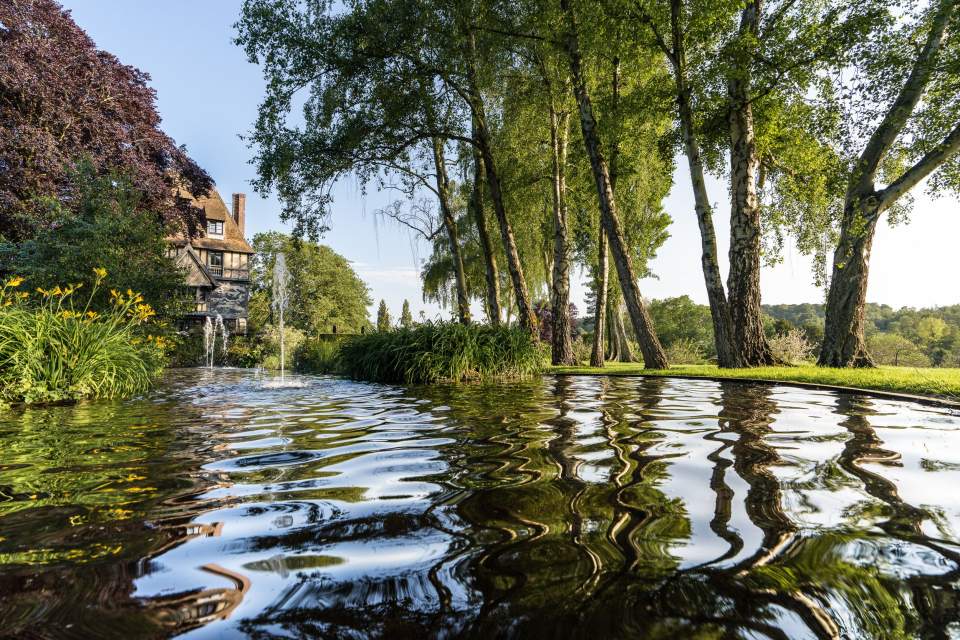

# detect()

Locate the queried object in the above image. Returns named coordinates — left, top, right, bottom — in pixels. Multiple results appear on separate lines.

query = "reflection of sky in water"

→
left=3, top=369, right=960, bottom=638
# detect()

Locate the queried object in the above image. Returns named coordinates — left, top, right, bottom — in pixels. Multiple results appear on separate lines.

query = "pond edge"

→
left=551, top=371, right=960, bottom=411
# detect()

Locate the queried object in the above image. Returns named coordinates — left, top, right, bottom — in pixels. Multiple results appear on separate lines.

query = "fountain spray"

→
left=203, top=314, right=230, bottom=368
left=272, top=253, right=291, bottom=377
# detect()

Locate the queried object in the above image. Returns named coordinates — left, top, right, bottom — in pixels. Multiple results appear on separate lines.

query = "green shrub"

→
left=338, top=321, right=545, bottom=384
left=226, top=335, right=268, bottom=368
left=571, top=335, right=592, bottom=364
left=769, top=328, right=815, bottom=365
left=1, top=167, right=191, bottom=320
left=260, top=324, right=305, bottom=371
left=665, top=337, right=707, bottom=365
left=0, top=270, right=166, bottom=405
left=295, top=337, right=342, bottom=374
left=166, top=331, right=205, bottom=367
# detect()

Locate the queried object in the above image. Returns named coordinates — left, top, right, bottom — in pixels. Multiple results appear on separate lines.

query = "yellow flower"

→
left=85, top=311, right=99, bottom=319
left=36, top=287, right=48, bottom=295
left=6, top=276, right=24, bottom=287
left=92, top=267, right=107, bottom=280
left=133, top=303, right=156, bottom=322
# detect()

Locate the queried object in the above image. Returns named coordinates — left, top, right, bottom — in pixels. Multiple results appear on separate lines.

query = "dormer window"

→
left=207, top=220, right=224, bottom=237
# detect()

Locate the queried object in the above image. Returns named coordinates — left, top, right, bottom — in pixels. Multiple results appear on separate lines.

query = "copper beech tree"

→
left=0, top=0, right=211, bottom=243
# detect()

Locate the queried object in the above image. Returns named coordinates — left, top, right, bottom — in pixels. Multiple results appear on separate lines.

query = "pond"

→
left=2, top=369, right=960, bottom=639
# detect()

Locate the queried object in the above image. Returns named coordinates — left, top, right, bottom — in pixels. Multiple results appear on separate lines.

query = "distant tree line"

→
left=634, top=296, right=960, bottom=368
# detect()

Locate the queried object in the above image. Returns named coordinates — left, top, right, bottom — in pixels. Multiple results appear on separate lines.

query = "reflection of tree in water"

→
left=22, top=373, right=960, bottom=639
left=450, top=377, right=702, bottom=637
left=444, top=381, right=960, bottom=639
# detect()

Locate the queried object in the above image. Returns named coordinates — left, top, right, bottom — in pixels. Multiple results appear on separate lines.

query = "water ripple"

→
left=2, top=370, right=960, bottom=638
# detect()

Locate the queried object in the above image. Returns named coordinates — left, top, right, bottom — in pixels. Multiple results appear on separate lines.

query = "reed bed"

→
left=338, top=322, right=544, bottom=384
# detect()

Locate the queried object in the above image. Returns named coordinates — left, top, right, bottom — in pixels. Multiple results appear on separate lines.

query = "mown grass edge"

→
left=549, top=364, right=960, bottom=409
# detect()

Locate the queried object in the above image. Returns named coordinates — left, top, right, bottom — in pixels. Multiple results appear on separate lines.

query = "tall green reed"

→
left=338, top=322, right=545, bottom=384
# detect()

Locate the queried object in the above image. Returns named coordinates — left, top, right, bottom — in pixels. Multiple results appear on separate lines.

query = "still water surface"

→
left=2, top=369, right=960, bottom=638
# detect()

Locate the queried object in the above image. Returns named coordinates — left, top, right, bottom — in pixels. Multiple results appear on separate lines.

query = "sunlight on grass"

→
left=550, top=363, right=960, bottom=401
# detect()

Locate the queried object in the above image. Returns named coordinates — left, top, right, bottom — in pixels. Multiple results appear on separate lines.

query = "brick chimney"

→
left=231, top=193, right=246, bottom=235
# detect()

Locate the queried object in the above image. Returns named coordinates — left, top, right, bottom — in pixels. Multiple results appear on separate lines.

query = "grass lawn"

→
left=550, top=362, right=960, bottom=403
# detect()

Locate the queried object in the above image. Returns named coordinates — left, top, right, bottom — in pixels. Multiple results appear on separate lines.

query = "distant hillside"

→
left=763, top=303, right=960, bottom=332
left=762, top=303, right=960, bottom=366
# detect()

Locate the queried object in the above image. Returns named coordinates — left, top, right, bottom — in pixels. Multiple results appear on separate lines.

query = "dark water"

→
left=2, top=370, right=960, bottom=639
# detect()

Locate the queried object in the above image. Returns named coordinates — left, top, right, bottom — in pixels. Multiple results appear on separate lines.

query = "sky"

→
left=60, top=0, right=960, bottom=319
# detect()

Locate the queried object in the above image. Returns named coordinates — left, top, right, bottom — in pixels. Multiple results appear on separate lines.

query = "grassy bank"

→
left=551, top=363, right=960, bottom=402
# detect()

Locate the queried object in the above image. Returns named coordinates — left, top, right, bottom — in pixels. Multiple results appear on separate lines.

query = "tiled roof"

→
left=169, top=186, right=254, bottom=254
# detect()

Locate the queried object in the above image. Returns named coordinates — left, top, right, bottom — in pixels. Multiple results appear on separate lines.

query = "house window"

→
left=207, top=220, right=224, bottom=237
left=195, top=289, right=208, bottom=313
left=208, top=251, right=223, bottom=275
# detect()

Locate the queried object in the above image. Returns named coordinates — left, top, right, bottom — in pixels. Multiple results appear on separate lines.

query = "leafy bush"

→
left=769, top=328, right=815, bottom=365
left=227, top=335, right=269, bottom=368
left=1, top=167, right=191, bottom=320
left=339, top=322, right=545, bottom=384
left=0, top=270, right=167, bottom=405
left=295, top=337, right=342, bottom=374
left=260, top=324, right=305, bottom=371
left=867, top=332, right=931, bottom=367
left=665, top=337, right=707, bottom=365
left=571, top=335, right=592, bottom=365
left=166, top=331, right=204, bottom=367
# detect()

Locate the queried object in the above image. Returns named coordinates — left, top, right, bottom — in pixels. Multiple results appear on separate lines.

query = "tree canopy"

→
left=237, top=0, right=960, bottom=369
left=250, top=232, right=372, bottom=335
left=0, top=0, right=212, bottom=243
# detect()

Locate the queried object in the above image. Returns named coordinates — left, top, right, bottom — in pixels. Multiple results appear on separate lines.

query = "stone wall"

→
left=207, top=282, right=249, bottom=320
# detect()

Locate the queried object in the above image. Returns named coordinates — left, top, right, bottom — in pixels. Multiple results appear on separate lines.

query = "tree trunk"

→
left=725, top=2, right=776, bottom=366
left=605, top=57, right=633, bottom=365
left=819, top=0, right=958, bottom=367
left=467, top=31, right=537, bottom=335
left=606, top=296, right=634, bottom=362
left=605, top=297, right=621, bottom=363
left=668, top=0, right=739, bottom=367
left=590, top=227, right=608, bottom=367
left=432, top=137, right=471, bottom=324
left=469, top=119, right=501, bottom=325
left=562, top=0, right=668, bottom=369
left=819, top=200, right=878, bottom=367
left=613, top=300, right=634, bottom=362
left=550, top=107, right=575, bottom=365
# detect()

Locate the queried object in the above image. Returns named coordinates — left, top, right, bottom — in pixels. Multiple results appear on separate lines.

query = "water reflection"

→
left=1, top=370, right=960, bottom=638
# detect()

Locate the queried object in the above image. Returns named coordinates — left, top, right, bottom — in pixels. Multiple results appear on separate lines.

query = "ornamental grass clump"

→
left=338, top=321, right=545, bottom=384
left=0, top=269, right=168, bottom=405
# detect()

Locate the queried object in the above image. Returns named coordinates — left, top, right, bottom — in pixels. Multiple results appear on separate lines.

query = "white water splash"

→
left=203, top=314, right=230, bottom=368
